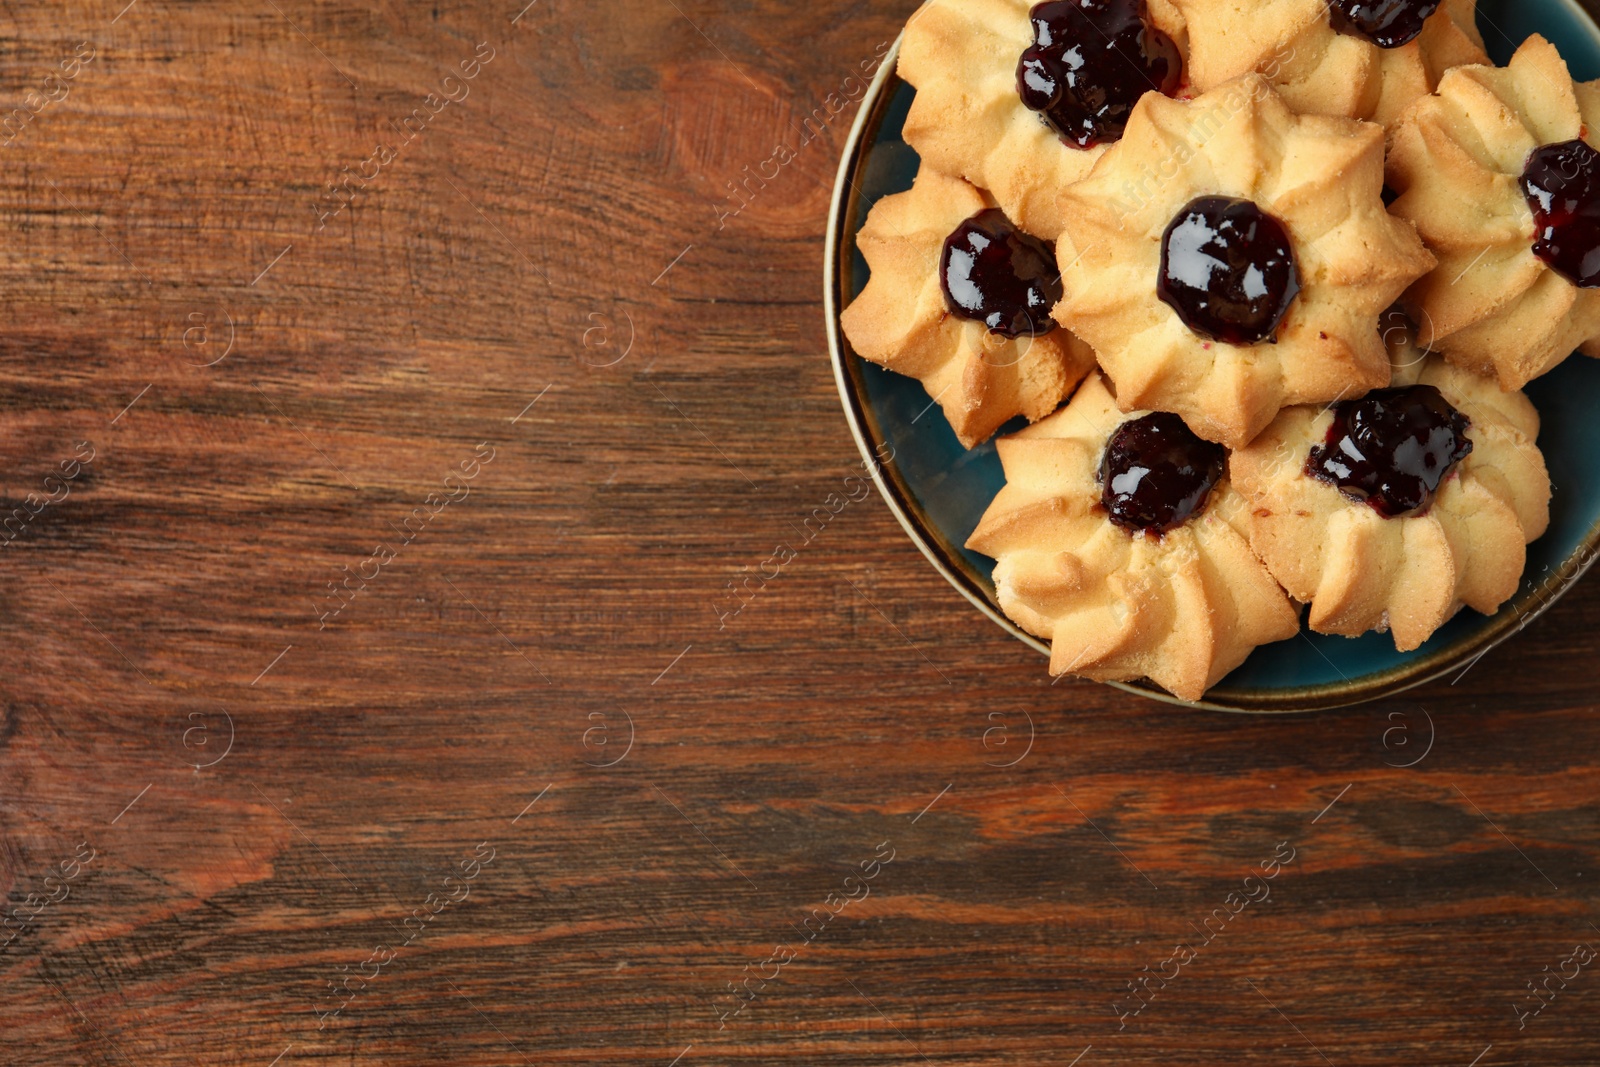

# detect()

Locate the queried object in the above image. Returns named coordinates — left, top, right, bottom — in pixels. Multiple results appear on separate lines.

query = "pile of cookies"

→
left=840, top=0, right=1596, bottom=701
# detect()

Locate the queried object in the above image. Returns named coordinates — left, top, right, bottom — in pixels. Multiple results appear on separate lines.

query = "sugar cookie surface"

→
left=1230, top=325, right=1550, bottom=651
left=1388, top=35, right=1600, bottom=390
left=1054, top=75, right=1433, bottom=449
left=968, top=373, right=1300, bottom=702
left=842, top=167, right=1095, bottom=449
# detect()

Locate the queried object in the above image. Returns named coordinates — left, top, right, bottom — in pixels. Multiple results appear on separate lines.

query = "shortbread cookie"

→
left=1231, top=319, right=1550, bottom=651
left=1055, top=74, right=1434, bottom=449
left=1176, top=0, right=1486, bottom=127
left=899, top=0, right=1186, bottom=238
left=842, top=167, right=1096, bottom=448
left=1387, top=36, right=1600, bottom=390
left=967, top=373, right=1300, bottom=702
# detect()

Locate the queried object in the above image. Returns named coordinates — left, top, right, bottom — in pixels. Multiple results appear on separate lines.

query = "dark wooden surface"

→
left=1, top=0, right=1598, bottom=1063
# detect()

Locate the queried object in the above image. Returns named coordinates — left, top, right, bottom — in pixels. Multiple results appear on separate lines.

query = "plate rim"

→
left=824, top=22, right=1600, bottom=714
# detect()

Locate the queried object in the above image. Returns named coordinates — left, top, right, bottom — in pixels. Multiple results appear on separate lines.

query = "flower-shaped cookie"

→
left=842, top=166, right=1096, bottom=449
left=1055, top=74, right=1435, bottom=449
left=1176, top=0, right=1486, bottom=127
left=967, top=373, right=1300, bottom=702
left=899, top=0, right=1187, bottom=238
left=1387, top=35, right=1600, bottom=390
left=1231, top=320, right=1550, bottom=651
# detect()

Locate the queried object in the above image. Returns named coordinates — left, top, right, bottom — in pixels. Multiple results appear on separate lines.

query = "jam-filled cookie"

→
left=899, top=0, right=1187, bottom=239
left=841, top=167, right=1095, bottom=449
left=1054, top=74, right=1434, bottom=449
left=967, top=373, right=1299, bottom=702
left=1387, top=36, right=1600, bottom=390
left=1231, top=318, right=1550, bottom=651
left=1176, top=0, right=1486, bottom=128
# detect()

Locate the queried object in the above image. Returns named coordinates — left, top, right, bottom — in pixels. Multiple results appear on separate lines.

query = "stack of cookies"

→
left=841, top=0, right=1593, bottom=701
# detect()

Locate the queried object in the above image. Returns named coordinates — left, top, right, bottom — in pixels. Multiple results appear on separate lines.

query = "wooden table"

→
left=1, top=1, right=1597, bottom=1063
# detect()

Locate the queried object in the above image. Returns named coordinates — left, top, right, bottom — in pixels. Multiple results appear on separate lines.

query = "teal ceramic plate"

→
left=826, top=0, right=1600, bottom=712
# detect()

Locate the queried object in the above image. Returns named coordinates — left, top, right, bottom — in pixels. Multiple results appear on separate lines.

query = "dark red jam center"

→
left=1099, top=412, right=1228, bottom=536
left=1328, top=0, right=1440, bottom=49
left=940, top=208, right=1064, bottom=338
left=1306, top=385, right=1472, bottom=519
left=1521, top=139, right=1600, bottom=289
left=1158, top=196, right=1301, bottom=345
left=1017, top=0, right=1182, bottom=150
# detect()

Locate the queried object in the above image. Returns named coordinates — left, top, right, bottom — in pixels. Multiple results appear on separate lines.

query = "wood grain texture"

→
left=0, top=1, right=1597, bottom=1063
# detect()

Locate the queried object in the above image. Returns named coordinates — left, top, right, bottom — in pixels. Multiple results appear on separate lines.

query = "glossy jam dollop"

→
left=1100, top=412, right=1229, bottom=535
left=1158, top=196, right=1301, bottom=345
left=1521, top=139, right=1600, bottom=289
left=940, top=208, right=1064, bottom=337
left=1306, top=385, right=1473, bottom=519
left=1017, top=0, right=1183, bottom=149
left=1329, top=0, right=1441, bottom=49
